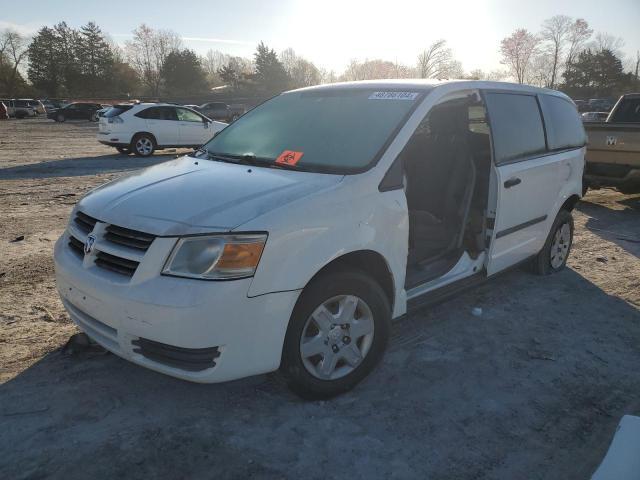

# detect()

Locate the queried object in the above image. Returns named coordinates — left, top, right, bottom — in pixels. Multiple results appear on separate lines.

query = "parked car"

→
left=20, top=99, right=46, bottom=115
left=581, top=111, right=608, bottom=122
left=197, top=102, right=245, bottom=122
left=42, top=99, right=67, bottom=112
left=0, top=101, right=8, bottom=120
left=587, top=98, right=614, bottom=112
left=584, top=93, right=640, bottom=194
left=47, top=102, right=103, bottom=122
left=55, top=80, right=585, bottom=399
left=0, top=99, right=36, bottom=119
left=97, top=103, right=227, bottom=156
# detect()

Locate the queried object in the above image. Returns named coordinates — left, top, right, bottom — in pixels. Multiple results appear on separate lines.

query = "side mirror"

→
left=203, top=118, right=210, bottom=128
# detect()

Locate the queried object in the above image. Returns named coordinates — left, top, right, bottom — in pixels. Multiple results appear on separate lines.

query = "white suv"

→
left=56, top=80, right=585, bottom=399
left=97, top=103, right=227, bottom=156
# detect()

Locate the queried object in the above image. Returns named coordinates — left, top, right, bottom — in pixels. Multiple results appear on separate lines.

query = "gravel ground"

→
left=1, top=118, right=639, bottom=480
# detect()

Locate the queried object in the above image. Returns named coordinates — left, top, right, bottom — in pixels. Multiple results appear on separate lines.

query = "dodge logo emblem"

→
left=84, top=234, right=96, bottom=254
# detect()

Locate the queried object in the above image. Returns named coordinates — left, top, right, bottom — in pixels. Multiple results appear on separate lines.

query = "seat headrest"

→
left=429, top=105, right=468, bottom=136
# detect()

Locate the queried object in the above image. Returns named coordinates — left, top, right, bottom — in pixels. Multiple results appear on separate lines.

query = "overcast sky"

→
left=2, top=0, right=639, bottom=74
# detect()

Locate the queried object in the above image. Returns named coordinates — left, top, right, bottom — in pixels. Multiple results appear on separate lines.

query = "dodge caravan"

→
left=54, top=80, right=586, bottom=399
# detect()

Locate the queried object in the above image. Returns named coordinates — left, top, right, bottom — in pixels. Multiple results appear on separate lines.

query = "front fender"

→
left=244, top=182, right=409, bottom=319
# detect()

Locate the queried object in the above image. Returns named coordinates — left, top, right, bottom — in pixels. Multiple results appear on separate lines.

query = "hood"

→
left=77, top=156, right=344, bottom=236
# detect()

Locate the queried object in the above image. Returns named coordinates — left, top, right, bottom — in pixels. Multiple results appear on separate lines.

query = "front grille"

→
left=104, top=224, right=155, bottom=250
left=132, top=338, right=221, bottom=372
left=68, top=235, right=84, bottom=257
left=74, top=211, right=97, bottom=234
left=95, top=251, right=139, bottom=277
left=68, top=211, right=156, bottom=279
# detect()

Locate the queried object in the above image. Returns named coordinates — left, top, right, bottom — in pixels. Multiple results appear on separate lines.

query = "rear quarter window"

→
left=485, top=93, right=546, bottom=165
left=105, top=105, right=133, bottom=118
left=539, top=95, right=586, bottom=150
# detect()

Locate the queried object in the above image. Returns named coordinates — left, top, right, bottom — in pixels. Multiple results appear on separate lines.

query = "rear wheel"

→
left=132, top=134, right=155, bottom=157
left=530, top=210, right=574, bottom=275
left=281, top=268, right=391, bottom=400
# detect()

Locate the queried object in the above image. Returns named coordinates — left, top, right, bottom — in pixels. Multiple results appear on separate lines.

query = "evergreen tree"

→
left=253, top=42, right=289, bottom=93
left=78, top=21, right=114, bottom=95
left=561, top=48, right=630, bottom=98
left=27, top=26, right=64, bottom=96
left=161, top=49, right=208, bottom=95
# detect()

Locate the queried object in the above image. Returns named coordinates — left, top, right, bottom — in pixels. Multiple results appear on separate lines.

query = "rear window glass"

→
left=610, top=98, right=640, bottom=123
left=539, top=95, right=586, bottom=150
left=105, top=105, right=133, bottom=118
left=485, top=93, right=546, bottom=164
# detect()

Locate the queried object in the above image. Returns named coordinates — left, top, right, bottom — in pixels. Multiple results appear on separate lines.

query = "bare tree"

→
left=500, top=29, right=540, bottom=84
left=593, top=32, right=625, bottom=58
left=565, top=18, right=592, bottom=67
left=416, top=40, right=460, bottom=79
left=125, top=24, right=182, bottom=96
left=540, top=15, right=571, bottom=88
left=280, top=48, right=324, bottom=87
left=0, top=30, right=29, bottom=96
left=201, top=49, right=230, bottom=86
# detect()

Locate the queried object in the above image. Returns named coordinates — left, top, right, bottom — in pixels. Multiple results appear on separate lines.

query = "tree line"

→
left=0, top=18, right=638, bottom=100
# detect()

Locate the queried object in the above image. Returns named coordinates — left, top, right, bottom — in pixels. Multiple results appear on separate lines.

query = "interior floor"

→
left=402, top=93, right=492, bottom=288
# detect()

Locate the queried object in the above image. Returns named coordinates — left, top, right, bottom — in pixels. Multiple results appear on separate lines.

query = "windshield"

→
left=200, top=88, right=425, bottom=174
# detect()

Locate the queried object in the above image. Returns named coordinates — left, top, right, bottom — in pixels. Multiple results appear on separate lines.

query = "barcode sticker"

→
left=368, top=91, right=419, bottom=100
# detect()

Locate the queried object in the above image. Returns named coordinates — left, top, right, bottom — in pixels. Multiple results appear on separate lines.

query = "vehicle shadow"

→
left=1, top=268, right=639, bottom=479
left=0, top=152, right=191, bottom=181
left=577, top=194, right=640, bottom=258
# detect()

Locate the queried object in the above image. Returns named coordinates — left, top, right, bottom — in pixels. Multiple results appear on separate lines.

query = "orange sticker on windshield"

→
left=276, top=150, right=304, bottom=166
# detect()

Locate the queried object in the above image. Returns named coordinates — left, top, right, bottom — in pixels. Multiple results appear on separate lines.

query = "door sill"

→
left=406, top=270, right=487, bottom=314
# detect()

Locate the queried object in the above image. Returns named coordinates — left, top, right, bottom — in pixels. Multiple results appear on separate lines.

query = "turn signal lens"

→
left=216, top=242, right=265, bottom=270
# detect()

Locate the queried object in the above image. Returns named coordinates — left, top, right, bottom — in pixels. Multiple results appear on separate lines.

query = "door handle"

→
left=504, top=177, right=522, bottom=188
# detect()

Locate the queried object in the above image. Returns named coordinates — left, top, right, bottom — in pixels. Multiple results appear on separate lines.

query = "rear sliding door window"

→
left=539, top=95, right=586, bottom=150
left=485, top=93, right=546, bottom=165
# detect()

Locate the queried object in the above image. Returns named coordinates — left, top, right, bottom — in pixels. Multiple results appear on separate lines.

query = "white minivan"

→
left=55, top=80, right=585, bottom=399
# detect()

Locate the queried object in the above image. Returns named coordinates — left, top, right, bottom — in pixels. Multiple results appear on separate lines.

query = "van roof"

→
left=288, top=79, right=571, bottom=101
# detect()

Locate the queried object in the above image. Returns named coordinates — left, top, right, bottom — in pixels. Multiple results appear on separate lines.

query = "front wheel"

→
left=530, top=210, right=574, bottom=275
left=90, top=113, right=99, bottom=122
left=281, top=268, right=391, bottom=400
left=132, top=134, right=155, bottom=157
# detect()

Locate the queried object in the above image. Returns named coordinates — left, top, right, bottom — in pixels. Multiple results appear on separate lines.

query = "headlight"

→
left=162, top=234, right=267, bottom=280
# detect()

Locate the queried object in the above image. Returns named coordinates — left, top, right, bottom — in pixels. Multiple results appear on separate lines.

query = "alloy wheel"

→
left=299, top=295, right=375, bottom=380
left=550, top=223, right=571, bottom=269
left=135, top=137, right=153, bottom=156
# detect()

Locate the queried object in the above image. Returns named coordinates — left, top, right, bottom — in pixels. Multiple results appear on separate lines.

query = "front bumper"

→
left=54, top=234, right=300, bottom=383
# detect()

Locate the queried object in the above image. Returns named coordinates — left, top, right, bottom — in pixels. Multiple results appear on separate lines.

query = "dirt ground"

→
left=1, top=118, right=639, bottom=480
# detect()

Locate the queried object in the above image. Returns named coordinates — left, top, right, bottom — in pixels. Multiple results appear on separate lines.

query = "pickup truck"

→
left=584, top=93, right=640, bottom=194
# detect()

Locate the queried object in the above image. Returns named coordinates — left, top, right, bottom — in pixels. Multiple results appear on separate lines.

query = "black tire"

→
left=56, top=113, right=65, bottom=122
left=131, top=133, right=156, bottom=157
left=530, top=209, right=574, bottom=275
left=90, top=112, right=99, bottom=122
left=116, top=146, right=131, bottom=155
left=281, top=268, right=391, bottom=400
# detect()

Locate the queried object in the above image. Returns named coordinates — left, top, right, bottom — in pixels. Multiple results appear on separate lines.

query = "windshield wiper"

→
left=205, top=151, right=300, bottom=170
